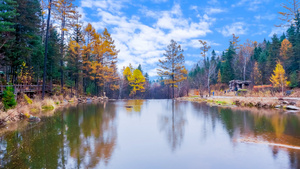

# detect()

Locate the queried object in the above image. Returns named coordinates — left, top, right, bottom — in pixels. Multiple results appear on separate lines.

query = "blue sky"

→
left=76, top=0, right=287, bottom=78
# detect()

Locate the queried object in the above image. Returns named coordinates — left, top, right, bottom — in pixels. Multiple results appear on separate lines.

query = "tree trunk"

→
left=243, top=59, right=246, bottom=81
left=60, top=15, right=66, bottom=93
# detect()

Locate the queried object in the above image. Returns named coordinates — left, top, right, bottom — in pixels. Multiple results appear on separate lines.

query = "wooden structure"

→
left=229, top=80, right=251, bottom=91
left=0, top=85, right=52, bottom=95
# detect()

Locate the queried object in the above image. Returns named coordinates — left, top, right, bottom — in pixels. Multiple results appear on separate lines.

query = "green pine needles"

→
left=2, top=86, right=17, bottom=110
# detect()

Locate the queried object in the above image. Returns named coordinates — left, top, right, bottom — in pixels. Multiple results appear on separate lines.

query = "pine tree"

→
left=67, top=11, right=84, bottom=95
left=266, top=34, right=281, bottom=80
left=53, top=0, right=77, bottom=92
left=157, top=40, right=187, bottom=99
left=0, top=0, right=18, bottom=49
left=221, top=42, right=235, bottom=83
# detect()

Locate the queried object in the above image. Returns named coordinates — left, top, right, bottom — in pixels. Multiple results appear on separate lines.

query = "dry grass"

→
left=290, top=89, right=300, bottom=97
left=41, top=98, right=56, bottom=110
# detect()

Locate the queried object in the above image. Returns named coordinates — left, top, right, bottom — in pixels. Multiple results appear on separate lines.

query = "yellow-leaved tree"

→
left=157, top=40, right=187, bottom=99
left=128, top=69, right=145, bottom=97
left=123, top=66, right=145, bottom=97
left=270, top=61, right=290, bottom=96
left=53, top=0, right=77, bottom=91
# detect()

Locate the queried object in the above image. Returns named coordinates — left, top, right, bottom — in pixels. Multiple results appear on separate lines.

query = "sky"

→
left=76, top=0, right=287, bottom=79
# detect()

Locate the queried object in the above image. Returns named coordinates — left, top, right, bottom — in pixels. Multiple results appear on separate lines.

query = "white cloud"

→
left=208, top=0, right=220, bottom=5
left=185, top=60, right=196, bottom=66
left=152, top=0, right=168, bottom=3
left=218, top=22, right=247, bottom=37
left=205, top=7, right=226, bottom=15
left=269, top=27, right=287, bottom=37
left=231, top=0, right=269, bottom=11
left=80, top=3, right=214, bottom=77
left=254, top=14, right=276, bottom=21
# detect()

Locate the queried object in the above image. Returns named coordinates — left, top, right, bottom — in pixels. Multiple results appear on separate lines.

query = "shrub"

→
left=23, top=94, right=33, bottom=104
left=41, top=98, right=55, bottom=110
left=2, top=86, right=17, bottom=110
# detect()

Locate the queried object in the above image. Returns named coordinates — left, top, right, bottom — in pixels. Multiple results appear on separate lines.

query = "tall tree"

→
left=6, top=0, right=42, bottom=83
left=157, top=40, right=187, bottom=99
left=199, top=40, right=211, bottom=63
left=221, top=42, right=235, bottom=83
left=277, top=0, right=300, bottom=26
left=53, top=0, right=76, bottom=92
left=66, top=11, right=83, bottom=96
left=240, top=39, right=254, bottom=81
left=42, top=0, right=53, bottom=99
left=252, top=62, right=262, bottom=85
left=0, top=0, right=18, bottom=49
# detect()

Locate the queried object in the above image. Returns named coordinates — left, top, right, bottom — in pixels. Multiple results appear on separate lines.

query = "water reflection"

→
left=159, top=100, right=187, bottom=152
left=125, top=100, right=144, bottom=114
left=0, top=100, right=300, bottom=169
left=0, top=103, right=117, bottom=168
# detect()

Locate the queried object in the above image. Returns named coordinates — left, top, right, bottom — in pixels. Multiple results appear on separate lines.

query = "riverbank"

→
left=177, top=96, right=300, bottom=112
left=0, top=95, right=109, bottom=128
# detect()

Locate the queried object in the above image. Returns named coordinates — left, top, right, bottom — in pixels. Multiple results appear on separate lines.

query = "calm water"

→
left=1, top=100, right=300, bottom=169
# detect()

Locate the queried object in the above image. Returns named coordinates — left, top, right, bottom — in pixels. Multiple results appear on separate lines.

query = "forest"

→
left=0, top=0, right=300, bottom=100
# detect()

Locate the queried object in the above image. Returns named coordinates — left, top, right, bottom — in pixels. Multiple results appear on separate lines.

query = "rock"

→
left=275, top=105, right=281, bottom=109
left=28, top=116, right=41, bottom=122
left=282, top=101, right=289, bottom=105
left=86, top=98, right=92, bottom=103
left=256, top=102, right=262, bottom=108
left=289, top=101, right=296, bottom=105
left=286, top=105, right=300, bottom=110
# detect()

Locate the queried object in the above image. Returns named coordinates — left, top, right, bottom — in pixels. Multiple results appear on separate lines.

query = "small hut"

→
left=229, top=80, right=251, bottom=91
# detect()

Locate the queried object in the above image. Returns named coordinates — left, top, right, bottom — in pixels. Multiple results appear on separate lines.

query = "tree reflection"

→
left=0, top=102, right=117, bottom=168
left=191, top=103, right=300, bottom=168
left=159, top=100, right=186, bottom=152
left=125, top=100, right=144, bottom=114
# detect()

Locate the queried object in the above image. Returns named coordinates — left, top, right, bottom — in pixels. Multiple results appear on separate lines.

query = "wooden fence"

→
left=0, top=85, right=52, bottom=94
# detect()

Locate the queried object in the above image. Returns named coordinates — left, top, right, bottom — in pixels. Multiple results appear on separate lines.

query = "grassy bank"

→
left=178, top=95, right=300, bottom=111
left=0, top=95, right=78, bottom=127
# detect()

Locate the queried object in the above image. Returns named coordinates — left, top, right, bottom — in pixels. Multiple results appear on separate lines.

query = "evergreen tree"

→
left=0, top=0, right=18, bottom=49
left=157, top=40, right=187, bottom=99
left=221, top=42, right=235, bottom=83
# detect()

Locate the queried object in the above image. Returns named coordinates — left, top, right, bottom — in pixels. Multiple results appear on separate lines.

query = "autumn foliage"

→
left=270, top=61, right=290, bottom=95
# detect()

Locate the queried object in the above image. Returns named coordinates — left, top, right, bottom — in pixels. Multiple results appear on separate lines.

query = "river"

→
left=0, top=100, right=300, bottom=169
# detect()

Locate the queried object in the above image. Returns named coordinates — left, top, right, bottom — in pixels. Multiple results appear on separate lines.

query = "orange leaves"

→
left=199, top=40, right=211, bottom=58
left=280, top=39, right=293, bottom=60
left=277, top=0, right=300, bottom=26
left=80, top=24, right=119, bottom=91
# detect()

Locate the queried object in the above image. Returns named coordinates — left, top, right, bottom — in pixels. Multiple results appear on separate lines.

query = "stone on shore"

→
left=286, top=105, right=300, bottom=110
